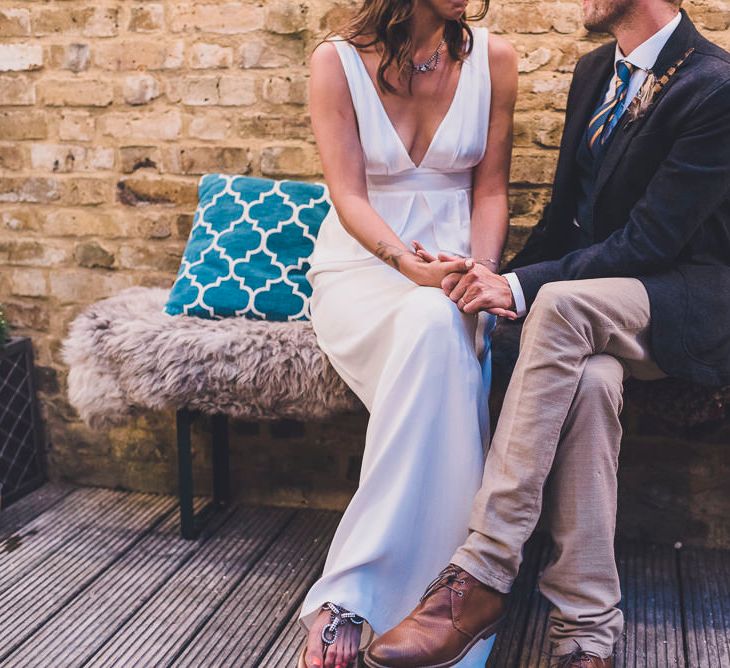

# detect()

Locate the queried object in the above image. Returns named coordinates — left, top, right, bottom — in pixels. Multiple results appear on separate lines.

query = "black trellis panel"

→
left=0, top=337, right=45, bottom=507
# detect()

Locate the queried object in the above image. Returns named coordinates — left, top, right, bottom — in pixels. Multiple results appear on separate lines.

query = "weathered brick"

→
left=58, top=110, right=94, bottom=141
left=265, top=0, right=308, bottom=34
left=2, top=208, right=41, bottom=233
left=260, top=144, right=320, bottom=177
left=99, top=110, right=183, bottom=141
left=0, top=75, right=35, bottom=104
left=0, top=110, right=47, bottom=139
left=40, top=79, right=113, bottom=107
left=163, top=146, right=253, bottom=175
left=2, top=300, right=49, bottom=331
left=533, top=113, right=565, bottom=148
left=94, top=40, right=184, bottom=71
left=123, top=74, right=161, bottom=106
left=63, top=44, right=91, bottom=73
left=262, top=75, right=307, bottom=105
left=238, top=114, right=312, bottom=141
left=0, top=177, right=60, bottom=203
left=0, top=144, right=25, bottom=170
left=43, top=209, right=126, bottom=237
left=32, top=7, right=90, bottom=35
left=188, top=111, right=232, bottom=140
left=510, top=150, right=559, bottom=185
left=117, top=177, right=197, bottom=207
left=0, top=240, right=69, bottom=267
left=60, top=178, right=114, bottom=206
left=9, top=267, right=47, bottom=297
left=177, top=76, right=219, bottom=105
left=488, top=5, right=552, bottom=34
left=169, top=3, right=265, bottom=34
left=239, top=34, right=306, bottom=69
left=30, top=144, right=115, bottom=173
left=518, top=46, right=553, bottom=73
left=0, top=9, right=30, bottom=37
left=129, top=4, right=164, bottom=32
left=547, top=2, right=584, bottom=34
left=120, top=146, right=161, bottom=173
left=49, top=270, right=136, bottom=304
left=0, top=43, right=43, bottom=71
left=116, top=244, right=184, bottom=272
left=218, top=75, right=257, bottom=105
left=83, top=7, right=120, bottom=37
left=74, top=241, right=115, bottom=269
left=190, top=43, right=234, bottom=69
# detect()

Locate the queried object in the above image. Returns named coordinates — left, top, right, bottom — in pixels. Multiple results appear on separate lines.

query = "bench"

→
left=62, top=286, right=360, bottom=538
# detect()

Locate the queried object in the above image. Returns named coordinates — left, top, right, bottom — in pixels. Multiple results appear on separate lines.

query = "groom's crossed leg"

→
left=452, top=276, right=666, bottom=657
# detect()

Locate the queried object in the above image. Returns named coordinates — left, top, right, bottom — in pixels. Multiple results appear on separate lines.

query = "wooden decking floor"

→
left=0, top=484, right=728, bottom=667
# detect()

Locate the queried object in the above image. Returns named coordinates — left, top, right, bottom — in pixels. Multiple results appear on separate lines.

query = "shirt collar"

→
left=614, top=12, right=682, bottom=72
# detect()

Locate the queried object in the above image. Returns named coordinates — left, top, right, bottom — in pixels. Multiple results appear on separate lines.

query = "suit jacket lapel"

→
left=558, top=51, right=614, bottom=189
left=593, top=10, right=700, bottom=200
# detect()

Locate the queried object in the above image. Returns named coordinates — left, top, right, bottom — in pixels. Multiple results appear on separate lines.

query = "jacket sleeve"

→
left=513, top=78, right=730, bottom=307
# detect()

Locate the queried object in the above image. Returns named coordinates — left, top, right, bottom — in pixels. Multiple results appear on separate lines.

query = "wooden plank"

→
left=486, top=532, right=550, bottom=668
left=0, top=486, right=131, bottom=592
left=174, top=509, right=340, bottom=668
left=500, top=541, right=685, bottom=667
left=615, top=543, right=684, bottom=668
left=511, top=540, right=552, bottom=668
left=0, top=490, right=175, bottom=661
left=85, top=505, right=296, bottom=668
left=680, top=546, right=730, bottom=668
left=0, top=482, right=75, bottom=541
left=258, top=605, right=309, bottom=668
left=3, top=498, right=215, bottom=668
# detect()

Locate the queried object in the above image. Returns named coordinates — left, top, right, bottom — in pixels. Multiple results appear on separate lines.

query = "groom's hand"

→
left=443, top=263, right=518, bottom=319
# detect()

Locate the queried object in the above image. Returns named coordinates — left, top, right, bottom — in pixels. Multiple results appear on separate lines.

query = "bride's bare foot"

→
left=305, top=604, right=364, bottom=668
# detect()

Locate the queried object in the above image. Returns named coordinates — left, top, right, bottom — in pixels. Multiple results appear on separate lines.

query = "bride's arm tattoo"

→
left=375, top=241, right=407, bottom=269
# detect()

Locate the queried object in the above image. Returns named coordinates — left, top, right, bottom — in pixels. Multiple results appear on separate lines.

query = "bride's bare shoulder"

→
left=487, top=33, right=518, bottom=70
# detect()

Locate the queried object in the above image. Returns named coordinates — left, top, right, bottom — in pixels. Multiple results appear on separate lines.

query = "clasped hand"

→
left=412, top=241, right=518, bottom=320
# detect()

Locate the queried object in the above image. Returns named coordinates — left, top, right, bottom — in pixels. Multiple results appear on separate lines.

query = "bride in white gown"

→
left=299, top=1, right=518, bottom=667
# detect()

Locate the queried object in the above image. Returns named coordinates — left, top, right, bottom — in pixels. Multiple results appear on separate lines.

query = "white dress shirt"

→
left=504, top=12, right=682, bottom=318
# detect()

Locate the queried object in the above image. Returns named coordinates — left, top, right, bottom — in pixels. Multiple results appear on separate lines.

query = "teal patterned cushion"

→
left=165, top=174, right=331, bottom=321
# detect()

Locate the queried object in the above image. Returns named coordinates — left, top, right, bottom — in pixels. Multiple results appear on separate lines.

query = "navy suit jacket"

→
left=507, top=11, right=730, bottom=387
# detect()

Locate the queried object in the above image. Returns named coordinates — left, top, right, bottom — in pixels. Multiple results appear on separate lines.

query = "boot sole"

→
left=363, top=616, right=505, bottom=668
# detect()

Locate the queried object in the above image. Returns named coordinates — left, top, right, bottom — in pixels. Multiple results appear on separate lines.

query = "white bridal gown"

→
left=300, top=27, right=496, bottom=667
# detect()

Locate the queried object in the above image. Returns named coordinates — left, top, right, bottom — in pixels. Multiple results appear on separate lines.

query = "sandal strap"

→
left=320, top=602, right=364, bottom=646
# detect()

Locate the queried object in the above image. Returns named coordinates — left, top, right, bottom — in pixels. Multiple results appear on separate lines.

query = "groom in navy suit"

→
left=365, top=1, right=730, bottom=667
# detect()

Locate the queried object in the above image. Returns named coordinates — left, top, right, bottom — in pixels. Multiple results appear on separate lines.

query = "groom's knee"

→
left=576, top=355, right=625, bottom=414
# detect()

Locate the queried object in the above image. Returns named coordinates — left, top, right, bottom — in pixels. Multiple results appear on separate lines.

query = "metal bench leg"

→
left=211, top=413, right=230, bottom=507
left=176, top=408, right=197, bottom=539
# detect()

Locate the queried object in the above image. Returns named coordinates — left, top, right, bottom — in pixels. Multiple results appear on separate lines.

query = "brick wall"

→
left=0, top=1, right=728, bottom=532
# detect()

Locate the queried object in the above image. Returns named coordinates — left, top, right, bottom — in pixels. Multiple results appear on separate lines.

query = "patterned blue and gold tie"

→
left=587, top=60, right=636, bottom=151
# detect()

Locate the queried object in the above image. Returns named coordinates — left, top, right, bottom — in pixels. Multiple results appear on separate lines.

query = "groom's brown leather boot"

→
left=364, top=564, right=506, bottom=668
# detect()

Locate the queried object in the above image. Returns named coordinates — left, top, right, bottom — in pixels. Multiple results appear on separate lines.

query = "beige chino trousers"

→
left=452, top=277, right=667, bottom=658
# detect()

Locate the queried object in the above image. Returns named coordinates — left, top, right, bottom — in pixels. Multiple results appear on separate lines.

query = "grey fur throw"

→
left=62, top=287, right=361, bottom=429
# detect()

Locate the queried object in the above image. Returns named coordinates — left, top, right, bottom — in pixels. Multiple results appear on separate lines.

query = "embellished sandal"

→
left=298, top=603, right=367, bottom=668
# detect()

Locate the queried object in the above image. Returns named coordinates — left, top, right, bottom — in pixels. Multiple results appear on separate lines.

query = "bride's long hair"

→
left=336, top=0, right=490, bottom=94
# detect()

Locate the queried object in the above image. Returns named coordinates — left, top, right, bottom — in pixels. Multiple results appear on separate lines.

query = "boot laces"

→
left=545, top=641, right=604, bottom=668
left=420, top=564, right=467, bottom=602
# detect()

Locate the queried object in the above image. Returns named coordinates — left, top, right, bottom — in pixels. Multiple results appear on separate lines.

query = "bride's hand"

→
left=402, top=243, right=472, bottom=288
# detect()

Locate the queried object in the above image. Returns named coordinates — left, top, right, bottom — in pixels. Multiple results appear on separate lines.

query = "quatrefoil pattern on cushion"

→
left=165, top=174, right=331, bottom=321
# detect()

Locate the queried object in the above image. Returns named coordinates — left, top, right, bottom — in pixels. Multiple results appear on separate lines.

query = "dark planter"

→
left=0, top=337, right=45, bottom=508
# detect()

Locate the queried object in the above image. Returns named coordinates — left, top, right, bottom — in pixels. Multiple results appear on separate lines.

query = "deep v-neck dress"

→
left=300, top=28, right=496, bottom=667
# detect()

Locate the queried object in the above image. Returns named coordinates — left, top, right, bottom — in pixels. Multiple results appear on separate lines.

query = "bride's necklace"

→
left=411, top=38, right=445, bottom=74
